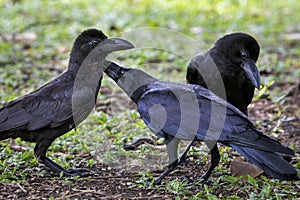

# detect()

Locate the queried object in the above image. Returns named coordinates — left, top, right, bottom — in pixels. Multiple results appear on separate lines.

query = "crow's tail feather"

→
left=230, top=144, right=299, bottom=181
left=228, top=129, right=294, bottom=155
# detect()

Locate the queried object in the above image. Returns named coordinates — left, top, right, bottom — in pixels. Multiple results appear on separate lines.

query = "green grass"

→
left=0, top=0, right=300, bottom=199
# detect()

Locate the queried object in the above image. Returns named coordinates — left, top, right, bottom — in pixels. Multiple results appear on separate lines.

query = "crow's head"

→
left=69, top=29, right=133, bottom=71
left=213, top=32, right=260, bottom=88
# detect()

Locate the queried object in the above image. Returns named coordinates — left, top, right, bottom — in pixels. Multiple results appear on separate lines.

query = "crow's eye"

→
left=241, top=49, right=248, bottom=58
left=80, top=40, right=100, bottom=52
left=90, top=40, right=99, bottom=48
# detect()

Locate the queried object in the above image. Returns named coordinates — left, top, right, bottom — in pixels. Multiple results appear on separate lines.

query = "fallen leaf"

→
left=230, top=157, right=264, bottom=177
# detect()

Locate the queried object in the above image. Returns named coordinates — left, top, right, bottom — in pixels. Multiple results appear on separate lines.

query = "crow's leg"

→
left=34, top=142, right=93, bottom=177
left=198, top=144, right=220, bottom=181
left=178, top=138, right=196, bottom=166
left=34, top=141, right=65, bottom=173
left=185, top=144, right=220, bottom=183
left=154, top=136, right=180, bottom=185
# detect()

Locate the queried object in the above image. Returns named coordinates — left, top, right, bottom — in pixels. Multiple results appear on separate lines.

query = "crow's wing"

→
left=195, top=84, right=293, bottom=155
left=0, top=77, right=97, bottom=132
left=137, top=82, right=230, bottom=141
left=137, top=82, right=293, bottom=155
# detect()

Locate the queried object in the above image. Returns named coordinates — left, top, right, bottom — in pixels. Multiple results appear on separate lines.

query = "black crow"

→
left=186, top=32, right=260, bottom=115
left=104, top=62, right=298, bottom=184
left=124, top=33, right=260, bottom=157
left=0, top=29, right=133, bottom=176
left=173, top=32, right=262, bottom=173
left=166, top=33, right=260, bottom=178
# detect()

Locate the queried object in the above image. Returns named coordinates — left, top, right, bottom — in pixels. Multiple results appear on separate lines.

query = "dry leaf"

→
left=230, top=157, right=264, bottom=177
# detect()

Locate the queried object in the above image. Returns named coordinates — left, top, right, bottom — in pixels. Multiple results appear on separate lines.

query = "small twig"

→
left=123, top=138, right=166, bottom=151
left=10, top=140, right=30, bottom=152
left=144, top=143, right=167, bottom=150
left=59, top=190, right=69, bottom=199
left=146, top=188, right=156, bottom=196
left=58, top=189, right=106, bottom=199
left=92, top=176, right=131, bottom=181
left=16, top=183, right=27, bottom=193
left=57, top=192, right=86, bottom=199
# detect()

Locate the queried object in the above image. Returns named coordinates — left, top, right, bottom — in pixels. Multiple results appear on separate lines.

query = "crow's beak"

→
left=101, top=38, right=134, bottom=53
left=242, top=60, right=260, bottom=89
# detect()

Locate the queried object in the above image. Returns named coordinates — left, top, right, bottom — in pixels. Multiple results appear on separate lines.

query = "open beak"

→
left=242, top=60, right=260, bottom=89
left=101, top=38, right=134, bottom=53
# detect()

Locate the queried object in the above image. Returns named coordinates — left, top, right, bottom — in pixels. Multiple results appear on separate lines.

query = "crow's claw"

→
left=180, top=175, right=213, bottom=185
left=153, top=177, right=162, bottom=185
left=65, top=168, right=91, bottom=173
left=178, top=156, right=189, bottom=167
left=180, top=175, right=194, bottom=183
left=42, top=168, right=95, bottom=177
